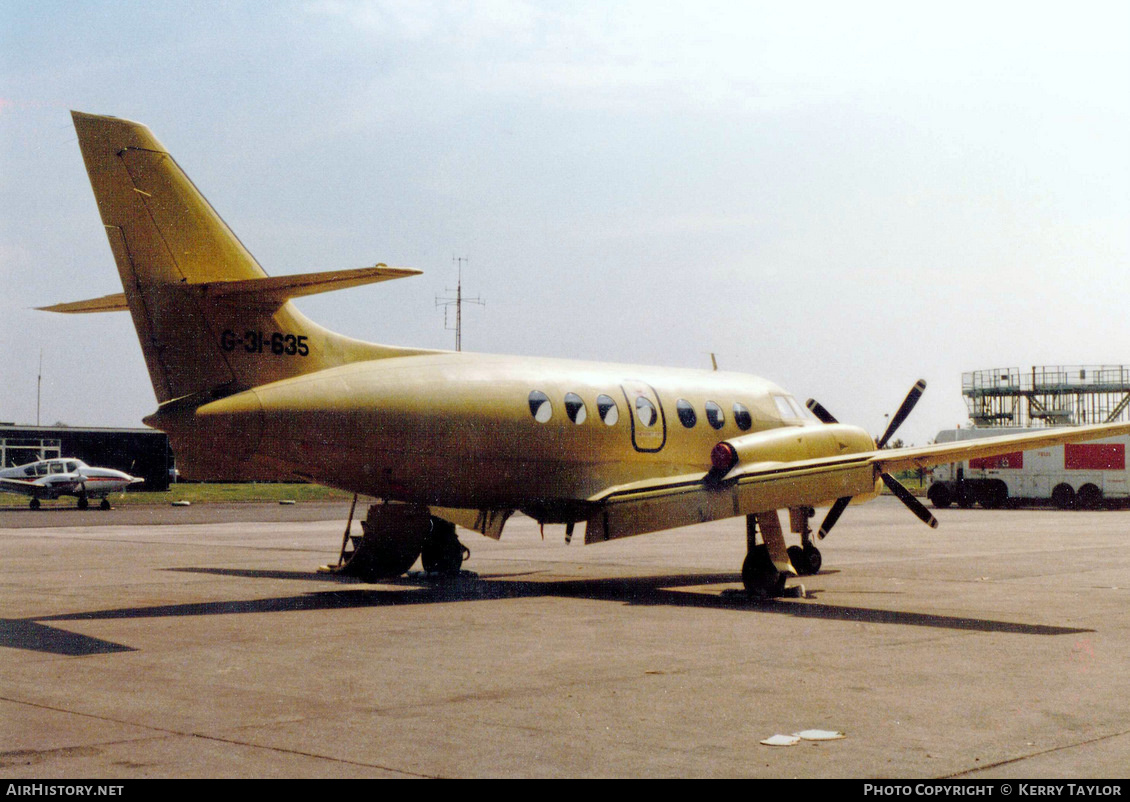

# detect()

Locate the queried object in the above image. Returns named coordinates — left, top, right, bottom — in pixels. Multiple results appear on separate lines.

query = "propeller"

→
left=805, top=398, right=838, bottom=425
left=807, top=379, right=936, bottom=539
left=876, top=379, right=926, bottom=449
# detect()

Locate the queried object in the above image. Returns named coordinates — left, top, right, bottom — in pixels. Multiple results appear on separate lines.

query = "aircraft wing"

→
left=869, top=424, right=1130, bottom=474
left=585, top=421, right=1130, bottom=544
left=0, top=477, right=54, bottom=499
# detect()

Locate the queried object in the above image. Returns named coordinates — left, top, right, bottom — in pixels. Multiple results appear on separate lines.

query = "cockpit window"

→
left=597, top=394, right=619, bottom=426
left=528, top=390, right=553, bottom=423
left=788, top=396, right=811, bottom=420
left=774, top=395, right=798, bottom=419
left=65, top=462, right=78, bottom=472
left=733, top=402, right=752, bottom=431
left=564, top=392, right=587, bottom=424
left=773, top=394, right=810, bottom=421
left=49, top=462, right=64, bottom=474
left=705, top=401, right=725, bottom=430
left=676, top=399, right=697, bottom=428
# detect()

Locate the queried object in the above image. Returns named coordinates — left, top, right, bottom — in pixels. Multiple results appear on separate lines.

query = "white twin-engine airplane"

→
left=42, top=111, right=1130, bottom=597
left=0, top=458, right=143, bottom=510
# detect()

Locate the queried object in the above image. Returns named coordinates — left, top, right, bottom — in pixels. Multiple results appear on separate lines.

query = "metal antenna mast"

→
left=36, top=349, right=42, bottom=427
left=436, top=256, right=485, bottom=351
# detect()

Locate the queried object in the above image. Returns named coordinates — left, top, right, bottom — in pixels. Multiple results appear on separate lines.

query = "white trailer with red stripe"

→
left=927, top=427, right=1130, bottom=509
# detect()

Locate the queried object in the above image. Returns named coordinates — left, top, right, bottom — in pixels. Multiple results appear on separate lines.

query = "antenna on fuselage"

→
left=436, top=256, right=485, bottom=351
left=710, top=353, right=719, bottom=371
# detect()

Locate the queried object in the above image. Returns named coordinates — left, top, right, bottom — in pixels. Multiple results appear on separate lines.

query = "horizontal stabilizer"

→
left=37, top=293, right=129, bottom=314
left=39, top=264, right=420, bottom=315
left=201, top=264, right=421, bottom=306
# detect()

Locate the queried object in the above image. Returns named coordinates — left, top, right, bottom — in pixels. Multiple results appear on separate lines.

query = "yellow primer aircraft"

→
left=45, top=111, right=1130, bottom=597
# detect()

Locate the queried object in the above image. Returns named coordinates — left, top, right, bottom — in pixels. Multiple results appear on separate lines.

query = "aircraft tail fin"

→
left=68, top=111, right=430, bottom=405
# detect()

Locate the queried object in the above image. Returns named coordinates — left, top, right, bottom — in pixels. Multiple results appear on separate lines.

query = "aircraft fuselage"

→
left=153, top=352, right=873, bottom=518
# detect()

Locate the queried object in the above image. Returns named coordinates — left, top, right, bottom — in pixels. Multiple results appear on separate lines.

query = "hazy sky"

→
left=2, top=1, right=1128, bottom=446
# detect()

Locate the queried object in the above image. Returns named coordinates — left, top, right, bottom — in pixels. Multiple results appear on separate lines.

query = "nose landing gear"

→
left=741, top=512, right=804, bottom=598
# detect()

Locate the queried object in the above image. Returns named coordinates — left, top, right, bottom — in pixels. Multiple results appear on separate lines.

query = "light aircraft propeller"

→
left=806, top=379, right=936, bottom=539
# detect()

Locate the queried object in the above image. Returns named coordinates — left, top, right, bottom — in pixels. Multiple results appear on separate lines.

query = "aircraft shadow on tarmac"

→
left=2, top=568, right=1092, bottom=656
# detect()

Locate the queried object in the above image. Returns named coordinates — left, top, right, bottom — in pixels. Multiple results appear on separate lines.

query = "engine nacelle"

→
left=710, top=423, right=875, bottom=477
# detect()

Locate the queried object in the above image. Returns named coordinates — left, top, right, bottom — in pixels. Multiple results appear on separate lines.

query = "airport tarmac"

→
left=2, top=496, right=1129, bottom=778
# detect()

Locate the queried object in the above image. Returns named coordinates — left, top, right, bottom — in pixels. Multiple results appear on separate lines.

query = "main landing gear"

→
left=740, top=508, right=822, bottom=598
left=421, top=518, right=471, bottom=574
left=77, top=495, right=113, bottom=511
left=786, top=506, right=822, bottom=576
left=326, top=501, right=470, bottom=582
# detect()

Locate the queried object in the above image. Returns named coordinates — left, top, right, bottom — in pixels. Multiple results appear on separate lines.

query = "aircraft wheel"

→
left=29, top=498, right=40, bottom=511
left=787, top=545, right=807, bottom=575
left=802, top=544, right=822, bottom=574
left=99, top=498, right=111, bottom=511
left=343, top=504, right=429, bottom=580
left=1077, top=484, right=1102, bottom=510
left=1052, top=483, right=1076, bottom=510
left=78, top=497, right=89, bottom=510
left=421, top=518, right=468, bottom=574
left=742, top=545, right=784, bottom=597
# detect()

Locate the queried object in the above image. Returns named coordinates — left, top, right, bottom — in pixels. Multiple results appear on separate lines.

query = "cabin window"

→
left=49, top=462, right=64, bottom=474
left=635, top=396, right=658, bottom=427
left=676, top=399, right=697, bottom=428
left=564, top=392, right=587, bottom=424
left=528, top=390, right=553, bottom=423
left=597, top=394, right=619, bottom=426
left=705, top=401, right=725, bottom=430
left=733, top=402, right=752, bottom=431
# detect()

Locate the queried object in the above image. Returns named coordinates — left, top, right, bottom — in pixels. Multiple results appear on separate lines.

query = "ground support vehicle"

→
left=928, top=427, right=1130, bottom=510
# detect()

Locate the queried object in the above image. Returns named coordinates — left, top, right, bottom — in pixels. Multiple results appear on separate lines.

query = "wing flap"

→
left=586, top=460, right=877, bottom=543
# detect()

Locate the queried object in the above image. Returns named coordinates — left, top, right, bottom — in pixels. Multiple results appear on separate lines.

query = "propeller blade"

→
left=880, top=472, right=938, bottom=528
left=876, top=379, right=927, bottom=449
left=806, top=398, right=838, bottom=425
left=817, top=496, right=851, bottom=539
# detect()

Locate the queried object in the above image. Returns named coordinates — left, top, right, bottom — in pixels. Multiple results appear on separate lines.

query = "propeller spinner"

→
left=808, top=379, right=936, bottom=539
